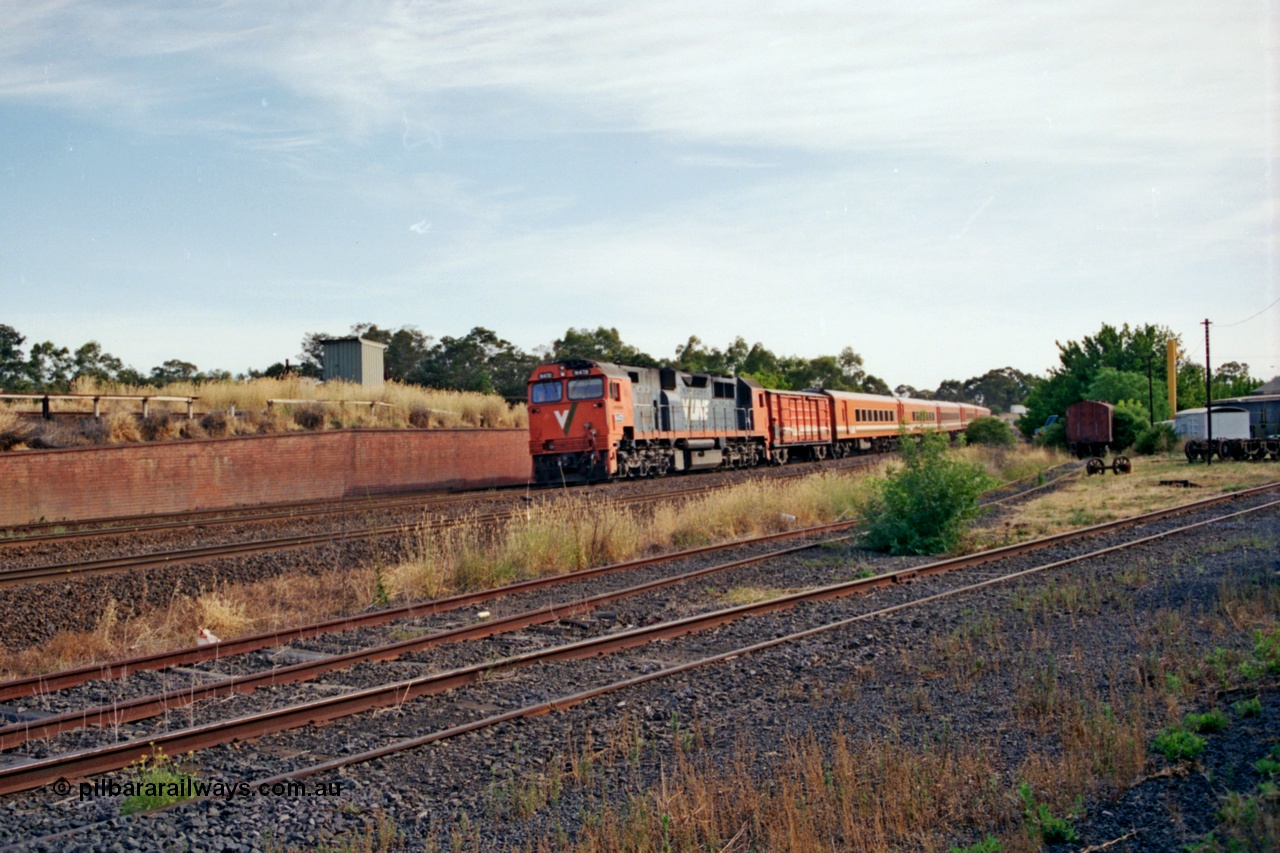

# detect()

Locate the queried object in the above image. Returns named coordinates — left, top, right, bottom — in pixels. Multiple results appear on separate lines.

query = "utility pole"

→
left=1203, top=319, right=1212, bottom=466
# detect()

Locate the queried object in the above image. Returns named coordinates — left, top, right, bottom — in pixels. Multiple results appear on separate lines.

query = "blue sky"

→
left=2, top=1, right=1277, bottom=388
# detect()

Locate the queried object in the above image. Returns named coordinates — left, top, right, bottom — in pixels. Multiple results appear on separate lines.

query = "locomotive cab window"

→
left=610, top=381, right=621, bottom=401
left=567, top=377, right=605, bottom=400
left=530, top=381, right=562, bottom=403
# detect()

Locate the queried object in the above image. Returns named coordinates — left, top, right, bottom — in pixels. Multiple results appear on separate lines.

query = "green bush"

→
left=1133, top=422, right=1178, bottom=455
left=1154, top=728, right=1206, bottom=762
left=1184, top=709, right=1229, bottom=733
left=861, top=430, right=993, bottom=555
left=965, top=416, right=1015, bottom=447
left=1033, top=419, right=1066, bottom=449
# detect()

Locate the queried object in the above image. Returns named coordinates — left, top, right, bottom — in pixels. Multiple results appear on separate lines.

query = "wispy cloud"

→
left=3, top=1, right=1272, bottom=163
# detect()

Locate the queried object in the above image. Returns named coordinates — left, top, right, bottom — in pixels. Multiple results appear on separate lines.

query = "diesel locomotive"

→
left=527, top=359, right=989, bottom=484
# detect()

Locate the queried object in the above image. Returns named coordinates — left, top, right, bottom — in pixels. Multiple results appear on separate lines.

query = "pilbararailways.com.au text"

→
left=64, top=777, right=342, bottom=801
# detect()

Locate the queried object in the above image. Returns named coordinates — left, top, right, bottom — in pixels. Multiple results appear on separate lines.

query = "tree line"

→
left=0, top=324, right=232, bottom=392
left=7, top=319, right=1253, bottom=427
left=1015, top=322, right=1263, bottom=438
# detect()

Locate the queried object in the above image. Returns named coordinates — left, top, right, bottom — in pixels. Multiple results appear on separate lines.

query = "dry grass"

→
left=536, top=728, right=1009, bottom=853
left=0, top=569, right=376, bottom=679
left=0, top=468, right=875, bottom=677
left=386, top=472, right=877, bottom=601
left=719, top=586, right=791, bottom=606
left=971, top=454, right=1280, bottom=550
left=955, top=443, right=1068, bottom=484
left=514, top=495, right=1279, bottom=852
left=0, top=377, right=525, bottom=452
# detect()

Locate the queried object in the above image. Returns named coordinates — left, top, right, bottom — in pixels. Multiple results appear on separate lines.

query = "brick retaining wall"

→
left=0, top=429, right=532, bottom=526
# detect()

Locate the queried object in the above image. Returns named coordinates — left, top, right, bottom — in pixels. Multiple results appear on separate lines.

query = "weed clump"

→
left=1017, top=782, right=1079, bottom=844
left=1184, top=709, right=1229, bottom=734
left=861, top=430, right=993, bottom=555
left=1153, top=727, right=1206, bottom=762
left=120, top=749, right=198, bottom=815
left=291, top=403, right=327, bottom=430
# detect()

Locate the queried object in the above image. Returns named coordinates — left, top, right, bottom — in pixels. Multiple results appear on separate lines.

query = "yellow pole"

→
left=1166, top=339, right=1179, bottom=414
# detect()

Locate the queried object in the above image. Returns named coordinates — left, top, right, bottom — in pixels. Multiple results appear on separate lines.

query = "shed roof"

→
left=320, top=337, right=388, bottom=349
left=1252, top=375, right=1280, bottom=395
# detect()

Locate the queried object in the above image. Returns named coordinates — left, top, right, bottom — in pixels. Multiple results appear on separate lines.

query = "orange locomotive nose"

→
left=527, top=363, right=622, bottom=483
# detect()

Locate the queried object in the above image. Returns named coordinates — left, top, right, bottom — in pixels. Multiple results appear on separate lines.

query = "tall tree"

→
left=553, top=327, right=659, bottom=367
left=411, top=327, right=536, bottom=398
left=1017, top=322, right=1178, bottom=436
left=26, top=341, right=74, bottom=391
left=0, top=324, right=30, bottom=390
left=72, top=342, right=126, bottom=384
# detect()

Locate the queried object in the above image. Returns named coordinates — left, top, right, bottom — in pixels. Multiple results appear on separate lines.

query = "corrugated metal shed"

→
left=1173, top=407, right=1251, bottom=441
left=321, top=338, right=387, bottom=386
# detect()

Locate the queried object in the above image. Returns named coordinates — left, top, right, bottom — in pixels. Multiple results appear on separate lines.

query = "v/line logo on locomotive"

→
left=526, top=359, right=989, bottom=485
left=553, top=403, right=577, bottom=435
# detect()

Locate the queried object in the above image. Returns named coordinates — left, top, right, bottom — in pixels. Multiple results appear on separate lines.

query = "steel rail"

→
left=0, top=521, right=858, bottom=701
left=0, top=489, right=514, bottom=548
left=0, top=453, right=880, bottom=545
left=253, top=493, right=1280, bottom=794
left=0, top=458, right=882, bottom=588
left=2, top=474, right=1274, bottom=701
left=0, top=457, right=1183, bottom=699
left=0, top=533, right=856, bottom=748
left=2, top=492, right=1276, bottom=797
left=981, top=466, right=1082, bottom=506
left=0, top=481, right=768, bottom=588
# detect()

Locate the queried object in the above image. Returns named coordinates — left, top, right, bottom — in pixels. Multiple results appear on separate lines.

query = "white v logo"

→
left=554, top=409, right=571, bottom=432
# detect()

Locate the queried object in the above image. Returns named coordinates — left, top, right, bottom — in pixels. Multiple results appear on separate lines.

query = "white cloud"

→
left=3, top=2, right=1272, bottom=164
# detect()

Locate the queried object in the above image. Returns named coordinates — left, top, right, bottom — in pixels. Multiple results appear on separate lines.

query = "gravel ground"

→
left=0, top=457, right=878, bottom=651
left=0, top=488, right=1276, bottom=851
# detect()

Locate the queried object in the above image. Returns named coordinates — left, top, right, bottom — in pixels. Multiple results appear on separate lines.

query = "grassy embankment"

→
left=0, top=376, right=525, bottom=451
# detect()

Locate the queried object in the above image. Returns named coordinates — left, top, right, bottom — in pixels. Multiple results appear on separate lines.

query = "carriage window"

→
left=530, top=381, right=562, bottom=403
left=568, top=377, right=605, bottom=400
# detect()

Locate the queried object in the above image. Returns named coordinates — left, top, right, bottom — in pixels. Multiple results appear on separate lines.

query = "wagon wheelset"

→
left=1086, top=457, right=1106, bottom=476
left=1110, top=456, right=1131, bottom=475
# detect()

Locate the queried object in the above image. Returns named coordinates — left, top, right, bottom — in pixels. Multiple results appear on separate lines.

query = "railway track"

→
left=0, top=455, right=884, bottom=549
left=0, top=457, right=1078, bottom=700
left=1, top=479, right=1275, bottom=798
left=0, top=458, right=883, bottom=589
